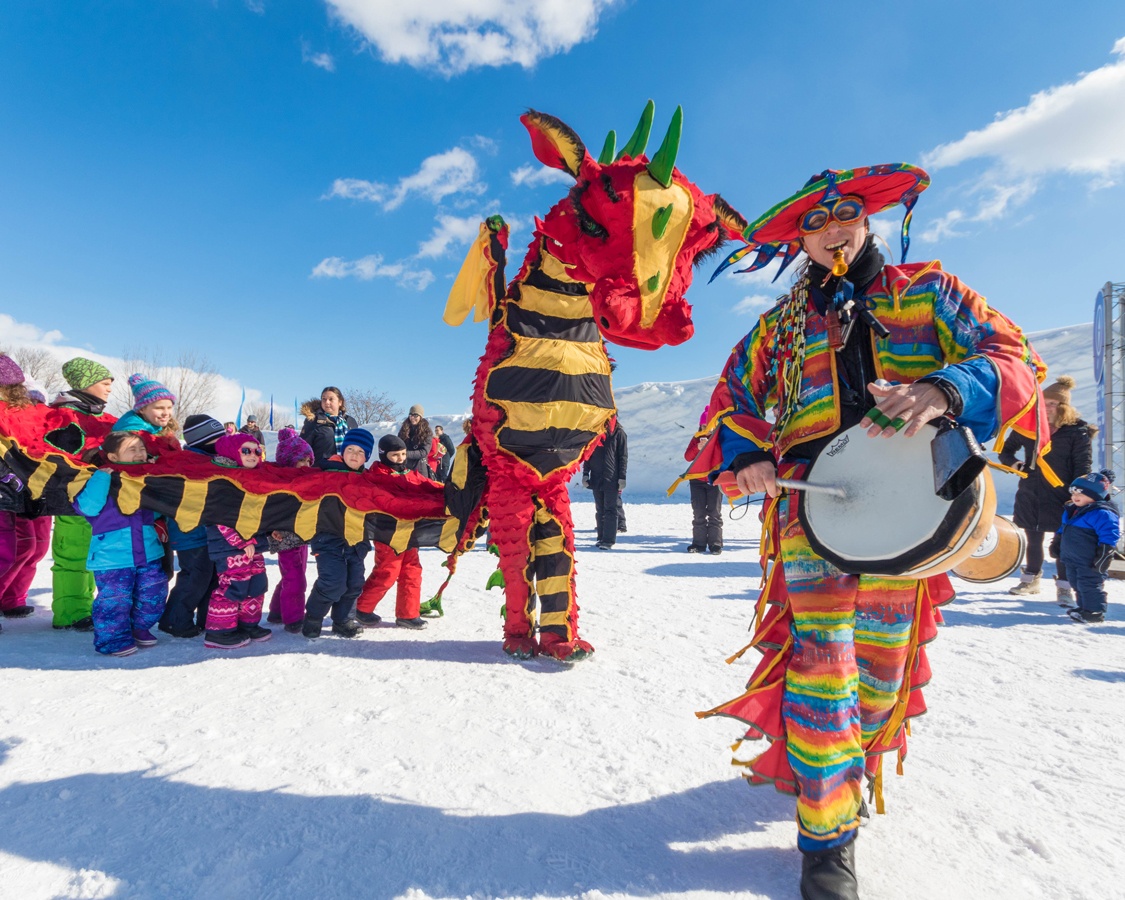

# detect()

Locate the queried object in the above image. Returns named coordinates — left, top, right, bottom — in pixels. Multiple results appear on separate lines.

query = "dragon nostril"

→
left=600, top=316, right=610, bottom=328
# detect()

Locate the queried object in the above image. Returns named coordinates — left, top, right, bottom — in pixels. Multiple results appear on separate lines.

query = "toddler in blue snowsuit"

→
left=74, top=432, right=169, bottom=656
left=1050, top=470, right=1120, bottom=624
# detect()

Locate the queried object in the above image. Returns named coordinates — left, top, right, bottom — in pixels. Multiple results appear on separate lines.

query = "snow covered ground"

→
left=3, top=500, right=1124, bottom=900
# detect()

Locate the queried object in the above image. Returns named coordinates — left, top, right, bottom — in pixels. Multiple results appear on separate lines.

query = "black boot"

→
left=800, top=837, right=858, bottom=900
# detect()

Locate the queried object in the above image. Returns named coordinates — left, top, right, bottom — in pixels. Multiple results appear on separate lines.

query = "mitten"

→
left=582, top=475, right=590, bottom=489
left=618, top=479, right=626, bottom=492
left=1048, top=533, right=1061, bottom=559
left=154, top=520, right=169, bottom=544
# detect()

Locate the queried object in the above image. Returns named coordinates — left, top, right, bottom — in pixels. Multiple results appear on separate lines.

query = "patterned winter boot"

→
left=1055, top=579, right=1074, bottom=607
left=1008, top=570, right=1041, bottom=596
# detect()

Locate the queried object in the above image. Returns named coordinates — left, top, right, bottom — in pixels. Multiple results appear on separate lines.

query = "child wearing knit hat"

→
left=201, top=433, right=271, bottom=649
left=49, top=358, right=119, bottom=631
left=0, top=355, right=53, bottom=626
left=302, top=428, right=374, bottom=639
left=113, top=374, right=178, bottom=444
left=266, top=428, right=314, bottom=632
left=354, top=434, right=428, bottom=630
left=1050, top=469, right=1120, bottom=624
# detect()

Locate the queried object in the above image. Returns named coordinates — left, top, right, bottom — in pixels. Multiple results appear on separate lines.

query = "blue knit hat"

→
left=341, top=428, right=374, bottom=461
left=127, top=372, right=176, bottom=410
left=1071, top=470, right=1116, bottom=502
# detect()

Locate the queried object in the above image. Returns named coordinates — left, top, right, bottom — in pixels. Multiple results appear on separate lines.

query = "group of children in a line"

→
left=0, top=354, right=433, bottom=656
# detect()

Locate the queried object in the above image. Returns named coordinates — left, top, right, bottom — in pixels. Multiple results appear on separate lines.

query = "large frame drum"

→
left=951, top=515, right=1026, bottom=583
left=797, top=422, right=997, bottom=579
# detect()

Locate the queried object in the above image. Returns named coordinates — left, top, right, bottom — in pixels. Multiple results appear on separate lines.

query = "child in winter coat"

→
left=158, top=414, right=226, bottom=638
left=203, top=433, right=272, bottom=649
left=73, top=432, right=169, bottom=656
left=0, top=354, right=53, bottom=629
left=302, top=428, right=374, bottom=639
left=267, top=427, right=314, bottom=633
left=355, top=435, right=428, bottom=630
left=113, top=373, right=181, bottom=453
left=1051, top=470, right=1121, bottom=624
left=50, top=356, right=118, bottom=631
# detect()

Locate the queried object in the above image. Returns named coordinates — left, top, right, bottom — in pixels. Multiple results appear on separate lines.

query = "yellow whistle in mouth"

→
left=831, top=249, right=849, bottom=278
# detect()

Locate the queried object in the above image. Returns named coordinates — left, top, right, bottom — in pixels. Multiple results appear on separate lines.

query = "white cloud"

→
left=324, top=147, right=484, bottom=210
left=417, top=214, right=484, bottom=259
left=324, top=0, right=617, bottom=75
left=733, top=294, right=779, bottom=315
left=301, top=40, right=336, bottom=72
left=510, top=164, right=573, bottom=188
left=918, top=37, right=1125, bottom=241
left=311, top=254, right=434, bottom=290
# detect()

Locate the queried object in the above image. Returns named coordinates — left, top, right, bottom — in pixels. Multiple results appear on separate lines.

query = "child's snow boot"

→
left=1008, top=570, right=1041, bottom=596
left=1055, top=579, right=1074, bottom=607
left=204, top=628, right=250, bottom=650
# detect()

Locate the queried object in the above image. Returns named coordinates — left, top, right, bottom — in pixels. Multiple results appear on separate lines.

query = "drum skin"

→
left=951, top=515, right=1027, bottom=583
left=797, top=423, right=997, bottom=578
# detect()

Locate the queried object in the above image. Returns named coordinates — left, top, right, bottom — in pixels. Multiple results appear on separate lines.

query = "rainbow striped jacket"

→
left=708, top=261, right=1048, bottom=468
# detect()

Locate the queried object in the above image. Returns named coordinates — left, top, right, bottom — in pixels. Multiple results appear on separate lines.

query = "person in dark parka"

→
left=999, top=375, right=1093, bottom=603
left=583, top=419, right=628, bottom=549
left=300, top=386, right=359, bottom=465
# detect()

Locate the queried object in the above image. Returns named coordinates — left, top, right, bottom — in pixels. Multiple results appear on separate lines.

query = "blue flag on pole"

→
left=236, top=388, right=245, bottom=429
left=269, top=395, right=274, bottom=430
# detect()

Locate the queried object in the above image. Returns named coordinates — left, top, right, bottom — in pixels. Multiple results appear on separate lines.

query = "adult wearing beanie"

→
left=1000, top=375, right=1093, bottom=603
left=48, top=357, right=119, bottom=631
left=159, top=415, right=225, bottom=638
left=398, top=404, right=437, bottom=478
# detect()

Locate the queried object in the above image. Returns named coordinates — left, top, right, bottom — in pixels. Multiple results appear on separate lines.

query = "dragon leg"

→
left=487, top=483, right=539, bottom=658
left=533, top=479, right=593, bottom=662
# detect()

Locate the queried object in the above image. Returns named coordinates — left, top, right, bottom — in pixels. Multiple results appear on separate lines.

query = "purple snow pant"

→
left=0, top=513, right=52, bottom=611
left=206, top=553, right=267, bottom=632
left=92, top=562, right=169, bottom=655
left=268, top=545, right=308, bottom=625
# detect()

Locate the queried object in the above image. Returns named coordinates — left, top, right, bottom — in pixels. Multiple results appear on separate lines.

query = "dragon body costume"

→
left=442, top=103, right=747, bottom=661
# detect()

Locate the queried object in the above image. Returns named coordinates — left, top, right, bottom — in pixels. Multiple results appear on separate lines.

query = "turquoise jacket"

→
left=112, top=409, right=161, bottom=434
left=74, top=469, right=164, bottom=571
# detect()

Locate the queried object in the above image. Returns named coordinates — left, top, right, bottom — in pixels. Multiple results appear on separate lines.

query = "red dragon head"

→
left=522, top=102, right=747, bottom=350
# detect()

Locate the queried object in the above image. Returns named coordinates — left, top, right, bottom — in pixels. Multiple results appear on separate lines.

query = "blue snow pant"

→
left=305, top=535, right=369, bottom=625
left=92, top=562, right=169, bottom=655
left=160, top=546, right=216, bottom=632
left=1062, top=558, right=1107, bottom=615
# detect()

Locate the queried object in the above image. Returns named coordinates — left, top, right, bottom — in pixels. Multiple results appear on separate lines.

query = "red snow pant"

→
left=0, top=512, right=52, bottom=611
left=268, top=545, right=308, bottom=625
left=356, top=543, right=421, bottom=620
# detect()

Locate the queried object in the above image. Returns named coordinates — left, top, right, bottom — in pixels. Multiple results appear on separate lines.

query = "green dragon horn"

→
left=597, top=130, right=617, bottom=165
left=616, top=100, right=655, bottom=161
left=647, top=106, right=682, bottom=188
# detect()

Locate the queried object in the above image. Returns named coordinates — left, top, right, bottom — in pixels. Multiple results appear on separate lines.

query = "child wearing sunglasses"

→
left=1049, top=470, right=1120, bottom=624
left=202, top=434, right=272, bottom=649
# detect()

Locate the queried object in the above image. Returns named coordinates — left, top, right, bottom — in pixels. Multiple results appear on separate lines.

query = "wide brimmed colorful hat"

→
left=711, top=163, right=930, bottom=283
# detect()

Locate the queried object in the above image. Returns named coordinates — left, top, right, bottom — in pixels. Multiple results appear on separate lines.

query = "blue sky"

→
left=2, top=1, right=1124, bottom=420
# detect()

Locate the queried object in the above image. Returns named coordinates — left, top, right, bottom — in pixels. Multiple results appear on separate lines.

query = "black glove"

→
left=1094, top=543, right=1115, bottom=575
left=1048, top=534, right=1061, bottom=559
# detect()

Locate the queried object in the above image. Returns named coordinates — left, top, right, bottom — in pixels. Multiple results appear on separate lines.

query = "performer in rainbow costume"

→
left=692, top=165, right=1050, bottom=899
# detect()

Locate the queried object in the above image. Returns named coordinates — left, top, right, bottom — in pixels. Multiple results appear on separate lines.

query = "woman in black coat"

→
left=998, top=375, right=1092, bottom=603
left=398, top=404, right=436, bottom=479
left=300, top=386, right=359, bottom=465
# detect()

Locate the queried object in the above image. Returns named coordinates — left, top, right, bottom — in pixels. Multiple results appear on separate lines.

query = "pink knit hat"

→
left=275, top=427, right=313, bottom=467
left=215, top=433, right=261, bottom=464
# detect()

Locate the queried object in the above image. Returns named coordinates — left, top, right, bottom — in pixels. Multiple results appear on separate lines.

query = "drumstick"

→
left=775, top=477, right=848, bottom=499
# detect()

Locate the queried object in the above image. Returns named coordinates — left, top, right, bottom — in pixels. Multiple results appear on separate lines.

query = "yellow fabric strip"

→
left=292, top=501, right=319, bottom=541
left=27, top=456, right=58, bottom=499
left=533, top=534, right=566, bottom=556
left=438, top=516, right=461, bottom=553
left=538, top=249, right=583, bottom=285
left=115, top=476, right=144, bottom=516
left=516, top=284, right=593, bottom=320
left=389, top=518, right=414, bottom=554
left=535, top=574, right=570, bottom=597
left=499, top=336, right=610, bottom=376
left=539, top=610, right=570, bottom=627
left=235, top=491, right=267, bottom=540
left=500, top=400, right=611, bottom=434
left=343, top=508, right=365, bottom=546
left=66, top=468, right=94, bottom=502
left=175, top=481, right=208, bottom=533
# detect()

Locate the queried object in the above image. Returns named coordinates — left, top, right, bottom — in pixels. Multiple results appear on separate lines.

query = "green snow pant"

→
left=51, top=515, right=95, bottom=626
